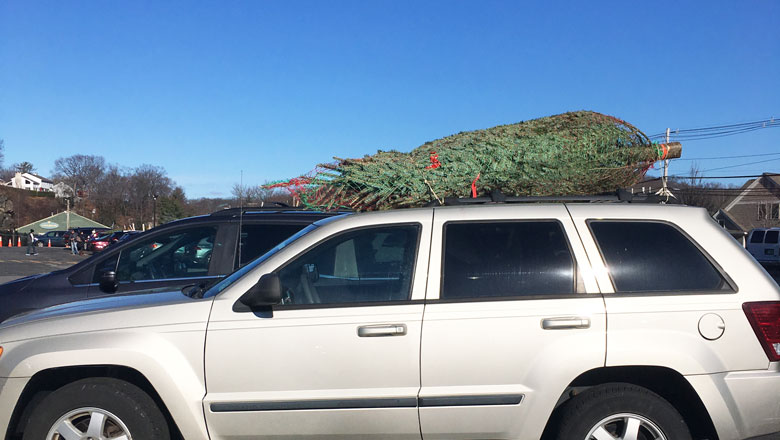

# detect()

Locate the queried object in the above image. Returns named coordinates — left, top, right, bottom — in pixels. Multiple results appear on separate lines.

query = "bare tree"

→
left=672, top=164, right=734, bottom=215
left=12, top=161, right=35, bottom=174
left=0, top=139, right=4, bottom=168
left=52, top=154, right=107, bottom=199
left=128, top=164, right=172, bottom=226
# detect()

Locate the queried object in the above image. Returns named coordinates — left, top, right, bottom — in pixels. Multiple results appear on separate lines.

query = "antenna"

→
left=237, top=170, right=244, bottom=266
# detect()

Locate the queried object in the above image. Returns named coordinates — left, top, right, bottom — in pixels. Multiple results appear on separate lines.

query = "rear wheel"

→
left=23, top=378, right=170, bottom=440
left=553, top=383, right=691, bottom=440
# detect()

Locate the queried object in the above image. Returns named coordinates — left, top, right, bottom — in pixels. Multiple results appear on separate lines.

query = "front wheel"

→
left=23, top=378, right=170, bottom=440
left=553, top=383, right=691, bottom=440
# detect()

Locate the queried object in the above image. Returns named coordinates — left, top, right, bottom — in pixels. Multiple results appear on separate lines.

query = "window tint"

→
left=766, top=230, right=779, bottom=244
left=277, top=225, right=419, bottom=305
left=442, top=222, right=575, bottom=299
left=590, top=221, right=730, bottom=293
left=115, top=227, right=217, bottom=281
left=235, top=224, right=307, bottom=268
left=751, top=230, right=766, bottom=243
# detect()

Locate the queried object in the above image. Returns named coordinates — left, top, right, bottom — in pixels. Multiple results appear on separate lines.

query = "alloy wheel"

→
left=586, top=413, right=667, bottom=440
left=46, top=407, right=132, bottom=440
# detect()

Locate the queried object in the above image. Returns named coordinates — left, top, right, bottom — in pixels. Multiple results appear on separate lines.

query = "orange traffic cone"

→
left=0, top=238, right=3, bottom=247
left=17, top=237, right=21, bottom=247
left=7, top=239, right=10, bottom=247
left=48, top=239, right=51, bottom=247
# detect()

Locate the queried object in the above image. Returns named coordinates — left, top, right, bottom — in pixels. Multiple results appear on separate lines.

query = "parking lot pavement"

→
left=0, top=246, right=87, bottom=284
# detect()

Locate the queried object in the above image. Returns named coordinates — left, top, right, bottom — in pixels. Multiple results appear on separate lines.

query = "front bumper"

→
left=688, top=364, right=780, bottom=440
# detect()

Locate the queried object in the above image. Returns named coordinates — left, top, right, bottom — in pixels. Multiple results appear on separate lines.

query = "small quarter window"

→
left=235, top=224, right=308, bottom=268
left=751, top=231, right=766, bottom=244
left=590, top=221, right=731, bottom=293
left=442, top=221, right=576, bottom=299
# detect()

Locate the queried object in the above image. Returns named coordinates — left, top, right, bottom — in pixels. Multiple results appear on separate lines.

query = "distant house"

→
left=52, top=182, right=74, bottom=199
left=715, top=173, right=780, bottom=235
left=6, top=172, right=55, bottom=192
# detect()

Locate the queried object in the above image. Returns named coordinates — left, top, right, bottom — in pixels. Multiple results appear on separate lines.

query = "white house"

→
left=6, top=172, right=55, bottom=192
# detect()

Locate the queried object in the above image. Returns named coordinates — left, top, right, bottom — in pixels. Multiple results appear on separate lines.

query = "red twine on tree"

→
left=426, top=152, right=441, bottom=169
left=471, top=173, right=481, bottom=198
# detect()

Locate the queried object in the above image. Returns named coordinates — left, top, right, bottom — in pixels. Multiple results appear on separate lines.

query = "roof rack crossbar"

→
left=437, top=190, right=666, bottom=206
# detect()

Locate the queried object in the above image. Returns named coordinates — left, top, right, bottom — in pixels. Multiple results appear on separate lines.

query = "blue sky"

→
left=1, top=1, right=778, bottom=198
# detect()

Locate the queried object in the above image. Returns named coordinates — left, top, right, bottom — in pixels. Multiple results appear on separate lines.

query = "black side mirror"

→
left=238, top=273, right=282, bottom=310
left=99, top=271, right=119, bottom=293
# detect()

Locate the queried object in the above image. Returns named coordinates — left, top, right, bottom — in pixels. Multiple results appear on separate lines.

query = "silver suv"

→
left=1, top=203, right=780, bottom=440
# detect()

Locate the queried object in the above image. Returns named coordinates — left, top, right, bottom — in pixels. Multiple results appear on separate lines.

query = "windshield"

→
left=203, top=223, right=320, bottom=298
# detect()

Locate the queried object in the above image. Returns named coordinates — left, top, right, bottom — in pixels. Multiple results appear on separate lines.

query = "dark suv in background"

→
left=0, top=207, right=346, bottom=322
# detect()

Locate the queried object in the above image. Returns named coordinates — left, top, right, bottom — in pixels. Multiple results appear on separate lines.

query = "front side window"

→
left=590, top=221, right=731, bottom=293
left=277, top=225, right=419, bottom=305
left=442, top=221, right=576, bottom=299
left=114, top=226, right=217, bottom=281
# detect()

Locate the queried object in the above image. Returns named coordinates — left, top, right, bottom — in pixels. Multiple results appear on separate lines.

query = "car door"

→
left=87, top=223, right=230, bottom=296
left=203, top=212, right=432, bottom=440
left=418, top=205, right=605, bottom=440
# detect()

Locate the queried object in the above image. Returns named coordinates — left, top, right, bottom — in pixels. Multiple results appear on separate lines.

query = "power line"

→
left=700, top=157, right=780, bottom=173
left=667, top=173, right=779, bottom=179
left=673, top=152, right=780, bottom=161
left=647, top=118, right=779, bottom=141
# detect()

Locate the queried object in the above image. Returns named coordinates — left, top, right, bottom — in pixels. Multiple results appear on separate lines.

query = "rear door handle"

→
left=541, top=317, right=591, bottom=330
left=357, top=324, right=407, bottom=337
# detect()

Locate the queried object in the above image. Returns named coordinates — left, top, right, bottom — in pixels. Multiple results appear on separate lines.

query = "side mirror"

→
left=99, top=271, right=119, bottom=293
left=238, top=273, right=282, bottom=310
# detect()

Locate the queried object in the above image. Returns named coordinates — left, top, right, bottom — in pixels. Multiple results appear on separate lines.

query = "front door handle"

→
left=357, top=324, right=407, bottom=337
left=541, top=317, right=591, bottom=330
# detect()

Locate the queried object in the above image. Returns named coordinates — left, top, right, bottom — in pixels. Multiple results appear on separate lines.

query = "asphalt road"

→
left=0, top=246, right=88, bottom=284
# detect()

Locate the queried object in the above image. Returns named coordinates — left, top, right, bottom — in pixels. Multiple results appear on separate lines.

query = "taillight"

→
left=743, top=301, right=780, bottom=362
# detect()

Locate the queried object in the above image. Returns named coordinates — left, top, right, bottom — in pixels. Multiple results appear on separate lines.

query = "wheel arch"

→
left=6, top=365, right=184, bottom=440
left=542, top=365, right=718, bottom=440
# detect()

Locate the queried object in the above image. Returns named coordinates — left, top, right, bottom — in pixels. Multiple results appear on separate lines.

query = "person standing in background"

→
left=26, top=229, right=38, bottom=256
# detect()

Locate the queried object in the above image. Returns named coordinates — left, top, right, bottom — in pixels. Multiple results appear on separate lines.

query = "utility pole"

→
left=655, top=128, right=675, bottom=201
left=66, top=198, right=70, bottom=230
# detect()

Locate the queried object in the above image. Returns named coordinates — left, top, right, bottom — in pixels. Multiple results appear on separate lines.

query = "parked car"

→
left=0, top=207, right=344, bottom=322
left=747, top=227, right=780, bottom=265
left=63, top=227, right=111, bottom=246
left=34, top=230, right=67, bottom=247
left=1, top=199, right=779, bottom=440
left=85, top=231, right=126, bottom=253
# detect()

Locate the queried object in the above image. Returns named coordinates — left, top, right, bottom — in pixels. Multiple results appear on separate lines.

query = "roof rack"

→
left=435, top=189, right=671, bottom=206
left=210, top=203, right=306, bottom=217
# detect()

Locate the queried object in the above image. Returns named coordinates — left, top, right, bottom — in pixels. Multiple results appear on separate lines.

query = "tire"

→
left=553, top=383, right=691, bottom=440
left=23, top=377, right=170, bottom=440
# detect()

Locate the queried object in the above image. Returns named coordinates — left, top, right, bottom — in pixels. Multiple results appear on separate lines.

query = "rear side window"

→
left=235, top=224, right=308, bottom=268
left=751, top=231, right=766, bottom=243
left=766, top=231, right=779, bottom=244
left=590, top=221, right=731, bottom=293
left=442, top=221, right=576, bottom=299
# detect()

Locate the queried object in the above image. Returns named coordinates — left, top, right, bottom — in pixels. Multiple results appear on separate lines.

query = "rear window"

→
left=590, top=221, right=731, bottom=293
left=751, top=230, right=766, bottom=243
left=766, top=230, right=779, bottom=244
left=442, top=221, right=576, bottom=299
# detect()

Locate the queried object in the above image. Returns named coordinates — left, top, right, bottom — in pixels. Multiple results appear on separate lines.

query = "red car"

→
left=86, top=231, right=125, bottom=253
